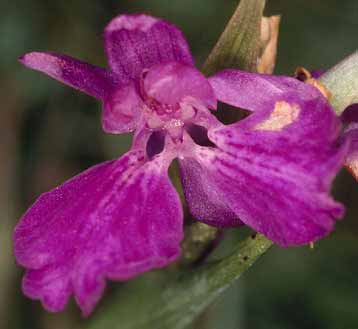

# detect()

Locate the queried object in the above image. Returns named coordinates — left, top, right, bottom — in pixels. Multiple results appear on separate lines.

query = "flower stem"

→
left=319, top=50, right=358, bottom=115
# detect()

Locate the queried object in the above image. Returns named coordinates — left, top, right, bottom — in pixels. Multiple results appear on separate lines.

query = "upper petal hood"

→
left=143, top=62, right=217, bottom=109
left=104, top=14, right=194, bottom=84
left=14, top=150, right=183, bottom=316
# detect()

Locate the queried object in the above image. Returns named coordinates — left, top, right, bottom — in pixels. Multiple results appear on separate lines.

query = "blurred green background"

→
left=1, top=0, right=358, bottom=328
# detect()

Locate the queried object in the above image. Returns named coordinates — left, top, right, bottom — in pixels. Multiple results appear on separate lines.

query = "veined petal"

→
left=19, top=52, right=116, bottom=100
left=14, top=150, right=183, bottom=316
left=104, top=14, right=194, bottom=83
left=208, top=69, right=323, bottom=113
left=189, top=95, right=346, bottom=246
left=193, top=144, right=345, bottom=247
left=179, top=157, right=241, bottom=227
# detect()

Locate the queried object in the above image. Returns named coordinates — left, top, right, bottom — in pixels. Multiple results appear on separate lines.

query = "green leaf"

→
left=202, top=0, right=266, bottom=75
left=319, top=50, right=358, bottom=115
left=87, top=235, right=272, bottom=329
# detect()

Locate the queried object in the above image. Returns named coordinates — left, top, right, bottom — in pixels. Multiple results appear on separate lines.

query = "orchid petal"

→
left=216, top=86, right=341, bottom=149
left=102, top=84, right=143, bottom=134
left=186, top=95, right=346, bottom=246
left=179, top=157, right=241, bottom=227
left=208, top=69, right=323, bottom=113
left=14, top=150, right=183, bottom=315
left=194, top=144, right=344, bottom=247
left=104, top=14, right=194, bottom=83
left=19, top=52, right=115, bottom=100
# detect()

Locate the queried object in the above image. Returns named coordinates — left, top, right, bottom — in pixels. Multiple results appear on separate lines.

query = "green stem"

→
left=198, top=234, right=272, bottom=292
left=319, top=50, right=358, bottom=115
left=88, top=235, right=272, bottom=329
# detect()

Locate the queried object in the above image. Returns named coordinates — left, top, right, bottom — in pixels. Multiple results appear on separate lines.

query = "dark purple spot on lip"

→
left=146, top=130, right=166, bottom=158
left=185, top=124, right=216, bottom=147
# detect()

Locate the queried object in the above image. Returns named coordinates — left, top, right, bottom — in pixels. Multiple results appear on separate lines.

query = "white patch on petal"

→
left=255, top=101, right=300, bottom=131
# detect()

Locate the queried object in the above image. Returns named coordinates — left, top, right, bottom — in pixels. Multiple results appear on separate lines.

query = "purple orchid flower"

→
left=15, top=14, right=346, bottom=316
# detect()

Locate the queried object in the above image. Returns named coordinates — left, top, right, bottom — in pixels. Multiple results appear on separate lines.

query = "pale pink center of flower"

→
left=138, top=62, right=215, bottom=141
left=141, top=94, right=196, bottom=142
left=103, top=62, right=216, bottom=142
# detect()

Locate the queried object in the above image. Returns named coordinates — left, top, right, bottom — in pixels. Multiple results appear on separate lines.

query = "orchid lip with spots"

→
left=15, top=13, right=346, bottom=315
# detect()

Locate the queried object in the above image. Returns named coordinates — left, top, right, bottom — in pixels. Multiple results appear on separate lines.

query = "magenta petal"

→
left=14, top=150, right=183, bottom=315
left=198, top=97, right=346, bottom=246
left=197, top=144, right=345, bottom=247
left=104, top=14, right=194, bottom=83
left=179, top=157, right=241, bottom=227
left=22, top=265, right=72, bottom=313
left=19, top=52, right=116, bottom=99
left=208, top=70, right=323, bottom=112
left=102, top=84, right=143, bottom=133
